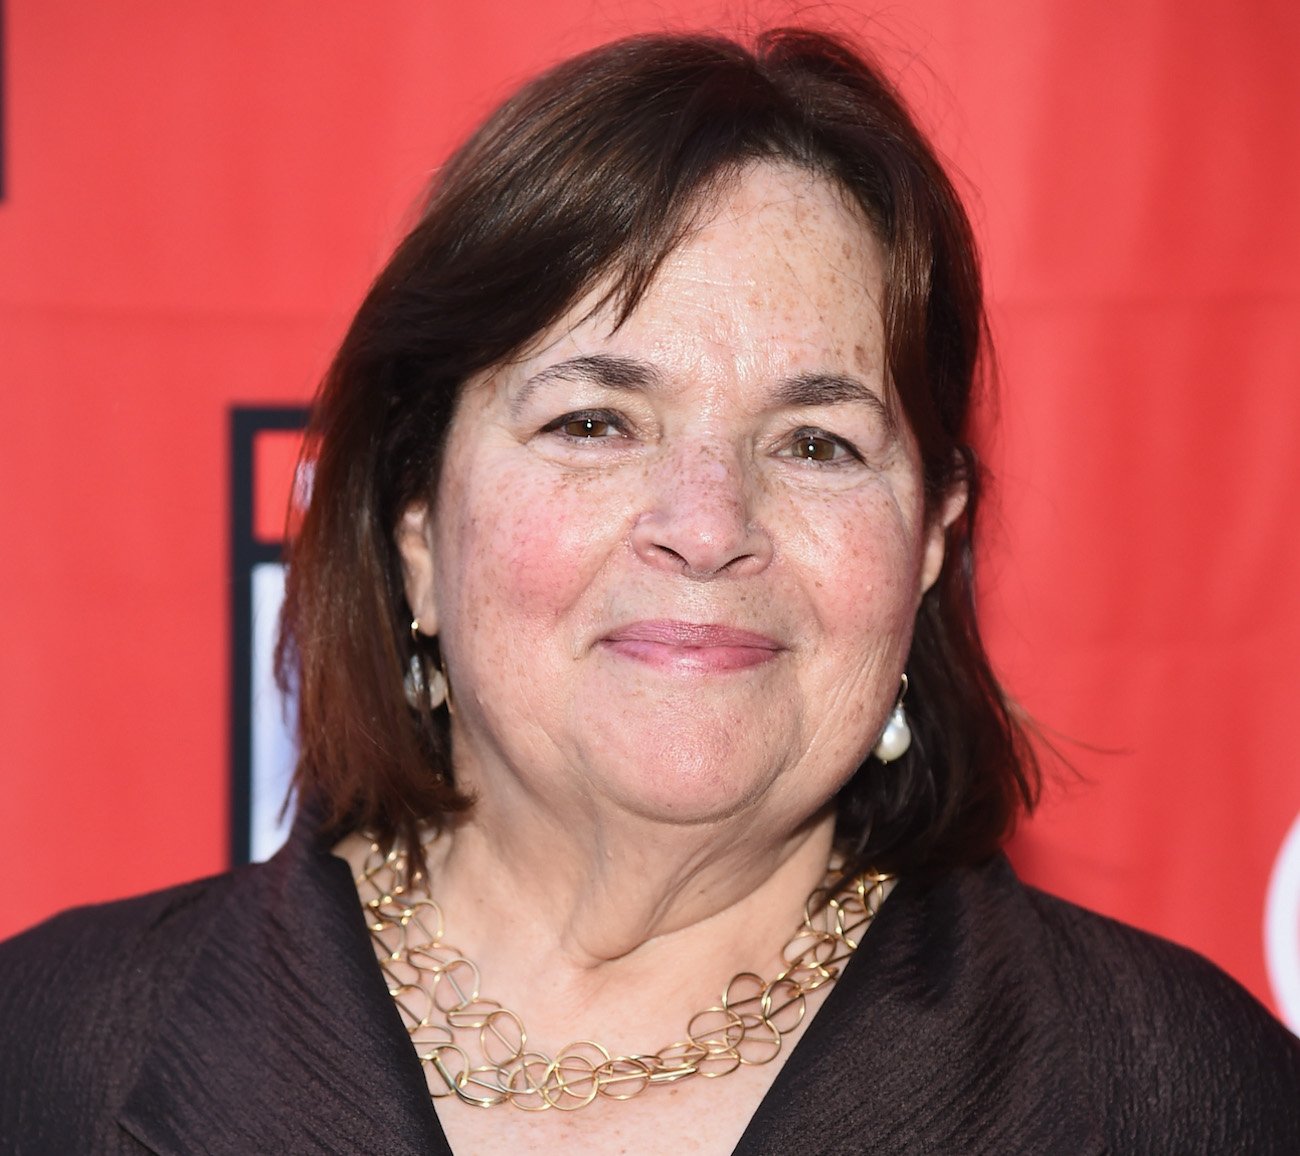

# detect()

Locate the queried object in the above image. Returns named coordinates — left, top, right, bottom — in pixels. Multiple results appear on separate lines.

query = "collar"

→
left=118, top=820, right=448, bottom=1154
left=733, top=856, right=1103, bottom=1154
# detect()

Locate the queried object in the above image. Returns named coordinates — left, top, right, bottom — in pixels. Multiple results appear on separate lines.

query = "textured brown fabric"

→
left=2, top=822, right=1297, bottom=1154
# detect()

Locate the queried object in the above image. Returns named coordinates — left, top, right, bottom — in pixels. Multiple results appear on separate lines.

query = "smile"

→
left=600, top=620, right=784, bottom=673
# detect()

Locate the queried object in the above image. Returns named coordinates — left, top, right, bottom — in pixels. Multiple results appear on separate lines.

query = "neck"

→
left=442, top=790, right=835, bottom=961
left=342, top=813, right=893, bottom=1117
left=338, top=807, right=849, bottom=1058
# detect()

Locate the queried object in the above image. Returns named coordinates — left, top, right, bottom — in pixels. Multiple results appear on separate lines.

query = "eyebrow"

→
left=509, top=355, right=662, bottom=418
left=775, top=372, right=897, bottom=435
left=510, top=356, right=895, bottom=433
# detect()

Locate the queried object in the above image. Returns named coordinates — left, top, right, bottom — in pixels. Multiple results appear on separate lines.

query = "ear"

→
left=396, top=503, right=439, bottom=636
left=918, top=478, right=968, bottom=598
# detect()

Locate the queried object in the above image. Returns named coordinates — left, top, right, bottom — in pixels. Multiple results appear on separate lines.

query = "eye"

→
left=535, top=408, right=631, bottom=439
left=782, top=428, right=861, bottom=464
left=562, top=416, right=614, bottom=438
left=540, top=410, right=626, bottom=440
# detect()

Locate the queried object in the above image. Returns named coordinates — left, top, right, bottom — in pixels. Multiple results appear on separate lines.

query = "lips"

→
left=601, top=620, right=783, bottom=673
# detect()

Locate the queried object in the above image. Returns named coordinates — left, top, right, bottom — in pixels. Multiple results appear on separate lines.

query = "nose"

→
left=630, top=444, right=773, bottom=578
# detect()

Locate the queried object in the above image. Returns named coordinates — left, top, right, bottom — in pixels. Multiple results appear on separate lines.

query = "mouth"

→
left=600, top=620, right=784, bottom=674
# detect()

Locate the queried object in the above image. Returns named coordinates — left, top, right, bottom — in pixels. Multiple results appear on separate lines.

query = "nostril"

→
left=631, top=508, right=771, bottom=579
left=652, top=542, right=690, bottom=571
left=629, top=453, right=774, bottom=578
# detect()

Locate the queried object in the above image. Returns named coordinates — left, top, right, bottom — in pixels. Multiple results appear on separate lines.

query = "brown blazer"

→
left=2, top=819, right=1298, bottom=1154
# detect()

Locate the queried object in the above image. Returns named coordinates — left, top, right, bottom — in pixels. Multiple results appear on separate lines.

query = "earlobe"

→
left=396, top=504, right=439, bottom=635
left=919, top=481, right=968, bottom=597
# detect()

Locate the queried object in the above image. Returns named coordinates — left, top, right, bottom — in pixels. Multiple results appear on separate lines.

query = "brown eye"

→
left=562, top=417, right=613, bottom=438
left=792, top=434, right=837, bottom=461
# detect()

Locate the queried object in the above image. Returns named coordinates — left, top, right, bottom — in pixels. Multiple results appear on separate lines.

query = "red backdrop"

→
left=2, top=1, right=1298, bottom=1027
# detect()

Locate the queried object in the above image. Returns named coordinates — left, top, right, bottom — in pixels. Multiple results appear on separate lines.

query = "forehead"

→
left=685, top=162, right=882, bottom=279
left=643, top=161, right=884, bottom=338
left=480, top=162, right=888, bottom=395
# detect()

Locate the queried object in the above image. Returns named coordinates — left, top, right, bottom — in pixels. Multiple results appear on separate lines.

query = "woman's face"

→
left=400, top=163, right=958, bottom=837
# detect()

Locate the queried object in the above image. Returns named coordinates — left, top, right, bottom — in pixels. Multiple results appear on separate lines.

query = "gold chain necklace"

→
left=356, top=838, right=891, bottom=1112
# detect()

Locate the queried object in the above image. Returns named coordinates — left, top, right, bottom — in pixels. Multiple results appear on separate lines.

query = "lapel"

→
left=118, top=823, right=450, bottom=1155
left=732, top=857, right=1105, bottom=1155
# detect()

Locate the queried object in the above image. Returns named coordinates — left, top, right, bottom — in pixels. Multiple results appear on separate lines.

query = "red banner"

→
left=1, top=1, right=1296, bottom=1028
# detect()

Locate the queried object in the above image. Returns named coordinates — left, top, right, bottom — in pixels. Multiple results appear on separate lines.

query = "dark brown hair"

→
left=278, top=27, right=1038, bottom=875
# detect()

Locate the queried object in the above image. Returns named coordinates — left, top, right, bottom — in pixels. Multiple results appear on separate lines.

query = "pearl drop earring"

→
left=405, top=618, right=448, bottom=710
left=872, top=674, right=912, bottom=763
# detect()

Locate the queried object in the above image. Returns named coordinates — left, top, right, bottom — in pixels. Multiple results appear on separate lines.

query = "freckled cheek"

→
left=799, top=506, right=922, bottom=631
left=443, top=472, right=620, bottom=620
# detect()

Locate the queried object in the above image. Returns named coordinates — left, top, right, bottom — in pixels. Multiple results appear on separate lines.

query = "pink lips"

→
left=601, top=620, right=783, bottom=673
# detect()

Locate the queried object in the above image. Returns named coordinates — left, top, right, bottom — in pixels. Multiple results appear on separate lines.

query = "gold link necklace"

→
left=356, top=838, right=891, bottom=1112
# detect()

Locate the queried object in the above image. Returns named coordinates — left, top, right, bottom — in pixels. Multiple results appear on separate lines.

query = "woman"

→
left=2, top=27, right=1297, bottom=1155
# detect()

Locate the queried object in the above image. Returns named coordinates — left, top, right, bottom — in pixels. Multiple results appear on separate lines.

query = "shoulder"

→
left=0, top=871, right=246, bottom=1042
left=1020, top=878, right=1292, bottom=1051
left=1010, top=870, right=1300, bottom=1145
left=0, top=865, right=257, bottom=1147
left=0, top=866, right=244, bottom=998
left=1, top=869, right=229, bottom=957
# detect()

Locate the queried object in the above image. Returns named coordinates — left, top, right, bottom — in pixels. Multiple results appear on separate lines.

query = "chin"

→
left=573, top=723, right=790, bottom=827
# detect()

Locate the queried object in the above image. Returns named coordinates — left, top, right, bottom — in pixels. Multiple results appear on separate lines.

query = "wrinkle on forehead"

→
left=660, top=164, right=883, bottom=302
left=637, top=165, right=886, bottom=397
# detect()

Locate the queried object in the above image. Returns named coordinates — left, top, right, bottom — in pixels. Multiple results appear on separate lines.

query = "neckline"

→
left=327, top=838, right=913, bottom=1154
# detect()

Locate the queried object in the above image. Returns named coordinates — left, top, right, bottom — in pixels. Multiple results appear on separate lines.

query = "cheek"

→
left=436, top=461, right=622, bottom=631
left=792, top=489, right=925, bottom=632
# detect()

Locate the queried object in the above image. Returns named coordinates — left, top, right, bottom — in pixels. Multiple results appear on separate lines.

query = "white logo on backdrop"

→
left=1264, top=809, right=1300, bottom=1034
left=249, top=562, right=297, bottom=861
